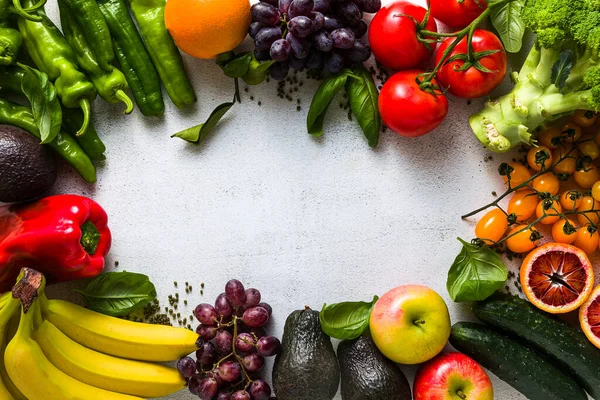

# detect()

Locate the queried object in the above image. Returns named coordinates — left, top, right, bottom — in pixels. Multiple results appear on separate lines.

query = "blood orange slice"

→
left=520, top=243, right=594, bottom=314
left=580, top=285, right=600, bottom=349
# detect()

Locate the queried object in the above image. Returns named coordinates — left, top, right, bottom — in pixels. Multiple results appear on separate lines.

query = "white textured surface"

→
left=39, top=0, right=538, bottom=398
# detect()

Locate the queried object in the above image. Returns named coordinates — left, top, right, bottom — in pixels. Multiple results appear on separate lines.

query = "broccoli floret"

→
left=471, top=0, right=600, bottom=152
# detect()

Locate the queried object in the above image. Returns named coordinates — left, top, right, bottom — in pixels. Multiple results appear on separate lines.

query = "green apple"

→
left=370, top=284, right=451, bottom=364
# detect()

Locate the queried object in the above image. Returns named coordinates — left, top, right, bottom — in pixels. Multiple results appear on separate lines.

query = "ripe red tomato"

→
left=368, top=1, right=438, bottom=70
left=434, top=29, right=507, bottom=99
left=379, top=70, right=449, bottom=137
left=430, top=0, right=488, bottom=29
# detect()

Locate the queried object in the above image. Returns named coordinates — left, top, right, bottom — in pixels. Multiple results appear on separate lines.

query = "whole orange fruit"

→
left=165, top=0, right=251, bottom=60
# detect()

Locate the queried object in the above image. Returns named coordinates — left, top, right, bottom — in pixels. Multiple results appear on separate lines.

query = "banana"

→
left=41, top=294, right=200, bottom=362
left=5, top=298, right=146, bottom=400
left=0, top=296, right=21, bottom=400
left=34, top=320, right=186, bottom=398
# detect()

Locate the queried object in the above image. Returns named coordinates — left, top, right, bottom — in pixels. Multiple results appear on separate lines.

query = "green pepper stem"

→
left=80, top=221, right=101, bottom=255
left=22, top=0, right=46, bottom=12
left=115, top=89, right=134, bottom=115
left=10, top=0, right=42, bottom=21
left=76, top=98, right=91, bottom=137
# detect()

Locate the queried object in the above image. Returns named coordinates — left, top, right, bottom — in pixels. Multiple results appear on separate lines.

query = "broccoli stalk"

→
left=471, top=0, right=600, bottom=152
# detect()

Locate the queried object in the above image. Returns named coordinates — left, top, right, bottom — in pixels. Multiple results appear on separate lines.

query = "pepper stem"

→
left=10, top=0, right=43, bottom=21
left=80, top=221, right=101, bottom=255
left=22, top=0, right=46, bottom=12
left=76, top=98, right=91, bottom=137
left=115, top=90, right=134, bottom=115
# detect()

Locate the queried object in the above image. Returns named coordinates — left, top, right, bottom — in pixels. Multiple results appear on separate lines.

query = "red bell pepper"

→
left=0, top=194, right=111, bottom=291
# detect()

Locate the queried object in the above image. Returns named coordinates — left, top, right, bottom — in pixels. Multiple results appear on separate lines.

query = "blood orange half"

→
left=580, top=285, right=600, bottom=349
left=520, top=243, right=594, bottom=314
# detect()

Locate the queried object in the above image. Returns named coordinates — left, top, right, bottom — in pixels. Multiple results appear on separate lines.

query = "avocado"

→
left=273, top=308, right=340, bottom=400
left=338, top=335, right=412, bottom=400
left=0, top=124, right=56, bottom=203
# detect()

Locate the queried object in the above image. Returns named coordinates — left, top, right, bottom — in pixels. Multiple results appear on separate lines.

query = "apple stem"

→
left=457, top=390, right=467, bottom=399
left=413, top=319, right=426, bottom=325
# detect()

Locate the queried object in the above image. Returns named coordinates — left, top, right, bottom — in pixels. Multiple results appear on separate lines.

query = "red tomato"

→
left=430, top=0, right=488, bottom=29
left=368, top=1, right=438, bottom=70
left=379, top=70, right=449, bottom=137
left=434, top=29, right=507, bottom=99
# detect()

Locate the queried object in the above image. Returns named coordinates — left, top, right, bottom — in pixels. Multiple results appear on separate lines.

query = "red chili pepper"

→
left=0, top=194, right=111, bottom=290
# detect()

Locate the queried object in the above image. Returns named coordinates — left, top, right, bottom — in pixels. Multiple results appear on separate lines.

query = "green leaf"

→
left=223, top=53, right=253, bottom=78
left=307, top=70, right=352, bottom=136
left=19, top=64, right=62, bottom=143
left=447, top=238, right=508, bottom=302
left=490, top=0, right=525, bottom=53
left=551, top=50, right=573, bottom=92
left=171, top=102, right=234, bottom=144
left=74, top=271, right=157, bottom=317
left=319, top=295, right=379, bottom=340
left=346, top=65, right=380, bottom=147
left=243, top=56, right=276, bottom=86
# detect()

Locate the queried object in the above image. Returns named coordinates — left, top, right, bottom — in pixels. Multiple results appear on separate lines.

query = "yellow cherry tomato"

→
left=475, top=209, right=509, bottom=244
left=592, top=181, right=600, bottom=201
left=535, top=198, right=562, bottom=225
left=572, top=110, right=598, bottom=128
left=538, top=127, right=563, bottom=149
left=552, top=218, right=578, bottom=244
left=552, top=146, right=578, bottom=175
left=574, top=225, right=599, bottom=255
left=527, top=146, right=553, bottom=171
left=561, top=123, right=583, bottom=142
left=506, top=225, right=539, bottom=253
left=574, top=164, right=600, bottom=189
left=559, top=190, right=583, bottom=210
left=577, top=136, right=600, bottom=160
left=502, top=163, right=531, bottom=190
left=507, top=190, right=538, bottom=222
left=577, top=196, right=600, bottom=226
left=532, top=172, right=560, bottom=196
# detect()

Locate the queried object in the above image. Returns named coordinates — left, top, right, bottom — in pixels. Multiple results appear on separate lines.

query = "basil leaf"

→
left=19, top=64, right=62, bottom=144
left=74, top=271, right=157, bottom=316
left=551, top=50, right=573, bottom=92
left=243, top=56, right=275, bottom=86
left=447, top=238, right=508, bottom=302
left=490, top=0, right=525, bottom=53
left=223, top=53, right=253, bottom=78
left=307, top=70, right=351, bottom=136
left=319, top=295, right=379, bottom=340
left=346, top=65, right=380, bottom=148
left=171, top=102, right=234, bottom=144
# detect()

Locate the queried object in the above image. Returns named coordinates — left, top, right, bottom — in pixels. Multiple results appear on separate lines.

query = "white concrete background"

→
left=36, top=0, right=576, bottom=398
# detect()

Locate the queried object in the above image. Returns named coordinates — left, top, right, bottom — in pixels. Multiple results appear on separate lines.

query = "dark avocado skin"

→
left=273, top=309, right=340, bottom=400
left=338, top=336, right=412, bottom=400
left=0, top=125, right=56, bottom=203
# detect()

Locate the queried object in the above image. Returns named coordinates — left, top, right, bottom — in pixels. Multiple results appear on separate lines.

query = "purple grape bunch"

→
left=177, top=279, right=281, bottom=400
left=249, top=0, right=381, bottom=79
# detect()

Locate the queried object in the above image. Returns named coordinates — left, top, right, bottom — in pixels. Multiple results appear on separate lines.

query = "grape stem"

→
left=463, top=136, right=600, bottom=246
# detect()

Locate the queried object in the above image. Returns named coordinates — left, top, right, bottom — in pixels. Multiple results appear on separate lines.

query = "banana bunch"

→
left=0, top=268, right=200, bottom=400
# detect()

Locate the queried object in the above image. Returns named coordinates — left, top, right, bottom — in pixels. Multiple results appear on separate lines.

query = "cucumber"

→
left=473, top=294, right=600, bottom=399
left=450, top=322, right=587, bottom=400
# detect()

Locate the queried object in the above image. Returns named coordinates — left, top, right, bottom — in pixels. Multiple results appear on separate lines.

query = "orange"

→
left=580, top=285, right=600, bottom=349
left=520, top=243, right=594, bottom=314
left=165, top=0, right=251, bottom=60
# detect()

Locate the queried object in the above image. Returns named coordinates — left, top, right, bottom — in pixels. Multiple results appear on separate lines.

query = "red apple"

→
left=414, top=352, right=494, bottom=400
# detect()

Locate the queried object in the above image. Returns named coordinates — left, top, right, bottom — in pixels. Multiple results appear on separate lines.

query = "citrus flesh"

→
left=580, top=285, right=600, bottom=349
left=520, top=243, right=594, bottom=314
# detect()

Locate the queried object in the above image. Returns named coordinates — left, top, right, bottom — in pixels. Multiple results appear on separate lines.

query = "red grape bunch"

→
left=250, top=0, right=382, bottom=80
left=177, top=279, right=281, bottom=400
